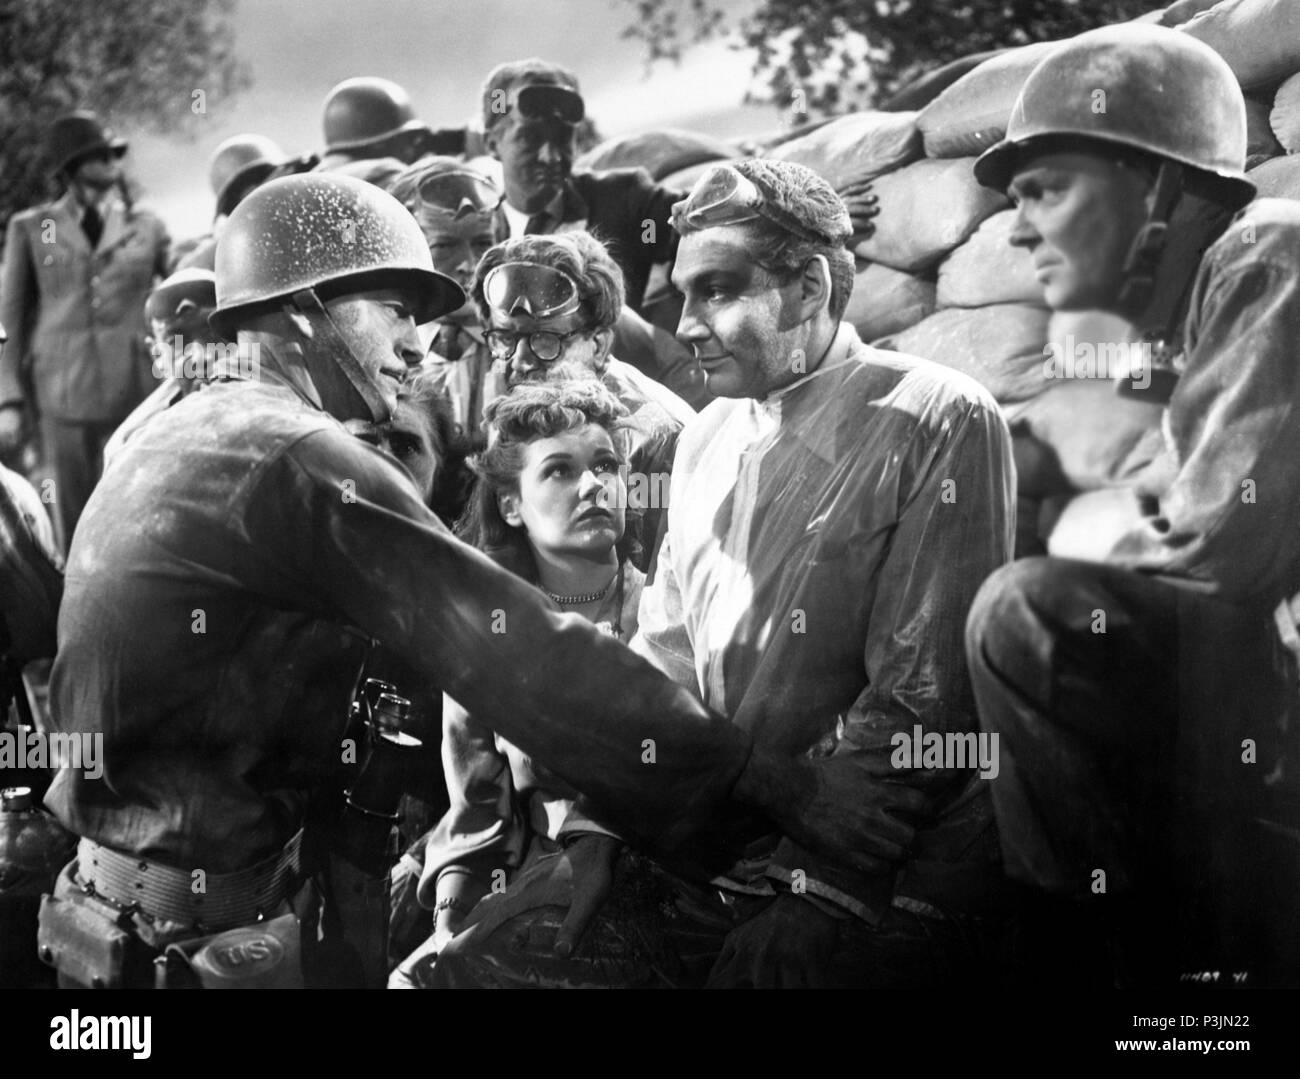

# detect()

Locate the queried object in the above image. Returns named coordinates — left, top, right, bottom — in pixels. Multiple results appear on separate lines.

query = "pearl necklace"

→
left=542, top=571, right=618, bottom=606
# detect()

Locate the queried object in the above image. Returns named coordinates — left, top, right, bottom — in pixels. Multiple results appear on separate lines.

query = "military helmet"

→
left=47, top=111, right=127, bottom=174
left=145, top=267, right=217, bottom=324
left=210, top=173, right=463, bottom=335
left=322, top=78, right=430, bottom=154
left=209, top=134, right=289, bottom=217
left=974, top=25, right=1254, bottom=205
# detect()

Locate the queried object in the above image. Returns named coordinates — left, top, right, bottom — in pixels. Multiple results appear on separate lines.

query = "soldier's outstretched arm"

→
left=260, top=431, right=747, bottom=849
left=260, top=430, right=905, bottom=864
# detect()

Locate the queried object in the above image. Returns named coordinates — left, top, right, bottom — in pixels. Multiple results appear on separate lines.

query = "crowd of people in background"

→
left=1, top=27, right=1298, bottom=990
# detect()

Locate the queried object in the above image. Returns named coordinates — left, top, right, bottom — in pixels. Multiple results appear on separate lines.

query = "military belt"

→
left=77, top=830, right=304, bottom=931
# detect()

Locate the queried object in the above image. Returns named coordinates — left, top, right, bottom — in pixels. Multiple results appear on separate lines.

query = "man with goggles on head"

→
left=416, top=166, right=1015, bottom=989
left=472, top=231, right=693, bottom=577
left=389, top=158, right=509, bottom=458
left=479, top=59, right=681, bottom=319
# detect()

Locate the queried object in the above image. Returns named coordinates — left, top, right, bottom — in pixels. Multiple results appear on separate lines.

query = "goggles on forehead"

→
left=509, top=83, right=584, bottom=125
left=482, top=261, right=583, bottom=319
left=679, top=163, right=839, bottom=246
left=416, top=170, right=504, bottom=220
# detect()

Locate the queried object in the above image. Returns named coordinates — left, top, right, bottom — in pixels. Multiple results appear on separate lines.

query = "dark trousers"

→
left=965, top=557, right=1300, bottom=982
left=40, top=415, right=121, bottom=552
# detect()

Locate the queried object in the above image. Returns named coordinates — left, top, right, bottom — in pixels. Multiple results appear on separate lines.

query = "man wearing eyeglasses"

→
left=471, top=231, right=692, bottom=576
left=424, top=160, right=1017, bottom=989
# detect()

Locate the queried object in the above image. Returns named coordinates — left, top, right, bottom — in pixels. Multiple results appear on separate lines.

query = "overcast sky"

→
left=128, top=0, right=774, bottom=239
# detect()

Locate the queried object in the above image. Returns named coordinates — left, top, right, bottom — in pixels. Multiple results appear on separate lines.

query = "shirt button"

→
left=91, top=297, right=101, bottom=308
left=91, top=275, right=100, bottom=285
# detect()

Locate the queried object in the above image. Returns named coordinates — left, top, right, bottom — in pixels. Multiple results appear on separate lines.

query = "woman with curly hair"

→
left=389, top=377, right=649, bottom=987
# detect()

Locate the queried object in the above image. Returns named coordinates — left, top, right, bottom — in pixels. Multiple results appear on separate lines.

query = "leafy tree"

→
left=0, top=0, right=247, bottom=231
left=619, top=0, right=1154, bottom=117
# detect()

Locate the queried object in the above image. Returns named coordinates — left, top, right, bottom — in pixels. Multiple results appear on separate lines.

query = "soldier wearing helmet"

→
left=210, top=134, right=290, bottom=219
left=315, top=77, right=466, bottom=185
left=173, top=135, right=292, bottom=274
left=39, top=172, right=877, bottom=986
left=102, top=268, right=224, bottom=467
left=964, top=25, right=1300, bottom=984
left=386, top=156, right=509, bottom=456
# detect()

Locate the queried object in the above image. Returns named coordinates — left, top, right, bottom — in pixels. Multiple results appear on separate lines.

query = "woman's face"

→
left=500, top=423, right=625, bottom=561
left=347, top=396, right=442, bottom=505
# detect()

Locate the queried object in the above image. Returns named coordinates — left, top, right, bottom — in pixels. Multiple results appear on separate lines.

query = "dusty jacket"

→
left=633, top=324, right=1016, bottom=921
left=47, top=344, right=747, bottom=871
left=1111, top=198, right=1300, bottom=605
left=0, top=191, right=170, bottom=420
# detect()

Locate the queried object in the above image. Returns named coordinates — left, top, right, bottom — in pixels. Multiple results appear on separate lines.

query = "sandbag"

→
left=736, top=118, right=835, bottom=156
left=1012, top=380, right=1165, bottom=493
left=916, top=42, right=1060, bottom=159
left=881, top=51, right=1003, bottom=112
left=1039, top=309, right=1155, bottom=394
left=1044, top=309, right=1143, bottom=372
left=1269, top=71, right=1300, bottom=153
left=853, top=157, right=1008, bottom=273
left=764, top=110, right=922, bottom=190
left=1180, top=0, right=1300, bottom=90
left=882, top=303, right=1050, bottom=403
left=1247, top=154, right=1300, bottom=199
left=1159, top=0, right=1226, bottom=24
left=844, top=261, right=936, bottom=341
left=1245, top=93, right=1284, bottom=167
left=658, top=159, right=725, bottom=194
left=936, top=210, right=1042, bottom=308
left=575, top=129, right=737, bottom=181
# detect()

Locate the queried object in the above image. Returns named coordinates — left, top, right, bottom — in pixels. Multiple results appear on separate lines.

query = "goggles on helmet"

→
left=482, top=261, right=583, bottom=319
left=416, top=170, right=504, bottom=221
left=679, top=164, right=838, bottom=246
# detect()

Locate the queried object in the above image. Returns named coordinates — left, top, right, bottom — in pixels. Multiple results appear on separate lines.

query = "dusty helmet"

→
left=974, top=24, right=1254, bottom=204
left=209, top=134, right=289, bottom=217
left=322, top=78, right=430, bottom=154
left=210, top=173, right=463, bottom=335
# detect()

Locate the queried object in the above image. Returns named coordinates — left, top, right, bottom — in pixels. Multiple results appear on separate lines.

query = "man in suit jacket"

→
left=0, top=112, right=171, bottom=548
left=479, top=59, right=680, bottom=316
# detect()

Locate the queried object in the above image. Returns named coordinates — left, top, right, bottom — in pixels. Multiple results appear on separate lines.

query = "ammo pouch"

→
left=38, top=888, right=303, bottom=989
left=37, top=889, right=155, bottom=989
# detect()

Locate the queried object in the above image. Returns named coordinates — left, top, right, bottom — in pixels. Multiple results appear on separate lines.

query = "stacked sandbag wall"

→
left=578, top=0, right=1300, bottom=537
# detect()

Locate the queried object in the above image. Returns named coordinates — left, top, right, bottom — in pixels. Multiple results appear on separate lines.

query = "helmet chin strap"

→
left=1117, top=161, right=1184, bottom=318
left=291, top=288, right=392, bottom=425
left=1115, top=161, right=1187, bottom=403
